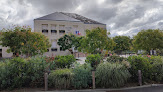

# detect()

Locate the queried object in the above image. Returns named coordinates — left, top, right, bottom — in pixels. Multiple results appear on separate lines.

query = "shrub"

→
left=106, top=55, right=126, bottom=63
left=151, top=62, right=163, bottom=82
left=127, top=55, right=152, bottom=82
left=48, top=68, right=73, bottom=89
left=0, top=56, right=55, bottom=90
left=26, top=56, right=55, bottom=87
left=96, top=62, right=131, bottom=88
left=85, top=54, right=101, bottom=69
left=0, top=57, right=28, bottom=90
left=55, top=55, right=75, bottom=68
left=71, top=63, right=92, bottom=89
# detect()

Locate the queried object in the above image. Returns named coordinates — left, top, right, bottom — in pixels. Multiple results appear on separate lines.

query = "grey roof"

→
left=35, top=12, right=105, bottom=25
left=34, top=12, right=81, bottom=22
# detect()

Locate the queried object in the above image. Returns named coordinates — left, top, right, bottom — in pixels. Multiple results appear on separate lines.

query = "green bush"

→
left=71, top=63, right=92, bottom=89
left=85, top=54, right=101, bottom=69
left=127, top=55, right=152, bottom=82
left=0, top=57, right=27, bottom=90
left=55, top=55, right=75, bottom=68
left=0, top=56, right=55, bottom=90
left=96, top=62, right=131, bottom=88
left=26, top=56, right=55, bottom=87
left=127, top=55, right=163, bottom=82
left=106, top=55, right=126, bottom=63
left=48, top=68, right=73, bottom=89
left=151, top=62, right=163, bottom=82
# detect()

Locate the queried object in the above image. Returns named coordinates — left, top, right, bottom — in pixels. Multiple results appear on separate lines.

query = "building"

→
left=0, top=12, right=106, bottom=58
left=34, top=12, right=106, bottom=56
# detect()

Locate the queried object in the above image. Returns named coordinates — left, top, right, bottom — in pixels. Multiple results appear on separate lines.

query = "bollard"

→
left=92, top=71, right=95, bottom=89
left=138, top=70, right=142, bottom=86
left=44, top=73, right=48, bottom=91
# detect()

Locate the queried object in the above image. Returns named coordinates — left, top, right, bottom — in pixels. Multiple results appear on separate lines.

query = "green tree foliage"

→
left=85, top=54, right=102, bottom=69
left=0, top=26, right=51, bottom=57
left=78, top=27, right=114, bottom=54
left=113, top=36, right=131, bottom=54
left=133, top=29, right=163, bottom=53
left=57, top=34, right=82, bottom=54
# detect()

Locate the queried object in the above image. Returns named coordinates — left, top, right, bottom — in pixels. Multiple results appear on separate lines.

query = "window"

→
left=59, top=30, right=65, bottom=33
left=42, top=24, right=48, bottom=33
left=51, top=30, right=57, bottom=33
left=42, top=30, right=48, bottom=33
left=59, top=25, right=65, bottom=30
left=51, top=48, right=57, bottom=51
left=51, top=24, right=57, bottom=33
left=59, top=25, right=65, bottom=34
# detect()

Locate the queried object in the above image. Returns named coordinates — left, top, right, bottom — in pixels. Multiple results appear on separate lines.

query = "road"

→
left=107, top=86, right=163, bottom=92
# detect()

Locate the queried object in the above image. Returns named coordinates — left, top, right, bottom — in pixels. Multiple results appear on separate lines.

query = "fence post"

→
left=45, top=72, right=48, bottom=91
left=138, top=70, right=142, bottom=86
left=92, top=71, right=95, bottom=89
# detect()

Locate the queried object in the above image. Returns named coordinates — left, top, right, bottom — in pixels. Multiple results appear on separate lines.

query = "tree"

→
left=133, top=29, right=163, bottom=53
left=78, top=27, right=114, bottom=54
left=113, top=36, right=131, bottom=54
left=57, top=34, right=82, bottom=54
left=0, top=26, right=51, bottom=57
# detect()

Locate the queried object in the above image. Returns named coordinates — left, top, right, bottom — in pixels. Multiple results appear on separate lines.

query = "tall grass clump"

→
left=48, top=68, right=73, bottom=89
left=71, top=63, right=92, bottom=89
left=96, top=62, right=131, bottom=88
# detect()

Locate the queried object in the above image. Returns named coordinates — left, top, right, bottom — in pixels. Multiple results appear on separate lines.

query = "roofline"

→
left=34, top=19, right=106, bottom=25
left=83, top=23, right=106, bottom=25
left=34, top=19, right=82, bottom=22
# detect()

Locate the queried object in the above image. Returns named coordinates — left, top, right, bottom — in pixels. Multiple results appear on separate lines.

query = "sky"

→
left=0, top=0, right=163, bottom=37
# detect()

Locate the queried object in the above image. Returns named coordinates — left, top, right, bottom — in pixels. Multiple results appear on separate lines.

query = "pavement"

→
left=35, top=84, right=163, bottom=92
left=76, top=57, right=86, bottom=64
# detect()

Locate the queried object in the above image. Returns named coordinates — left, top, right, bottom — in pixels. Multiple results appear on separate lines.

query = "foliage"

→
left=71, top=63, right=92, bottom=89
left=57, top=34, right=82, bottom=54
left=156, top=49, right=163, bottom=56
left=48, top=69, right=73, bottom=89
left=113, top=36, right=131, bottom=54
left=127, top=55, right=163, bottom=82
left=133, top=29, right=163, bottom=53
left=85, top=54, right=102, bottom=69
left=55, top=55, right=76, bottom=68
left=106, top=55, right=126, bottom=63
left=96, top=62, right=131, bottom=88
left=78, top=27, right=114, bottom=54
left=0, top=56, right=55, bottom=90
left=0, top=26, right=51, bottom=57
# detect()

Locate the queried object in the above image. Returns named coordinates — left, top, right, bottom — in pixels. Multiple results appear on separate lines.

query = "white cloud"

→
left=0, top=0, right=163, bottom=37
